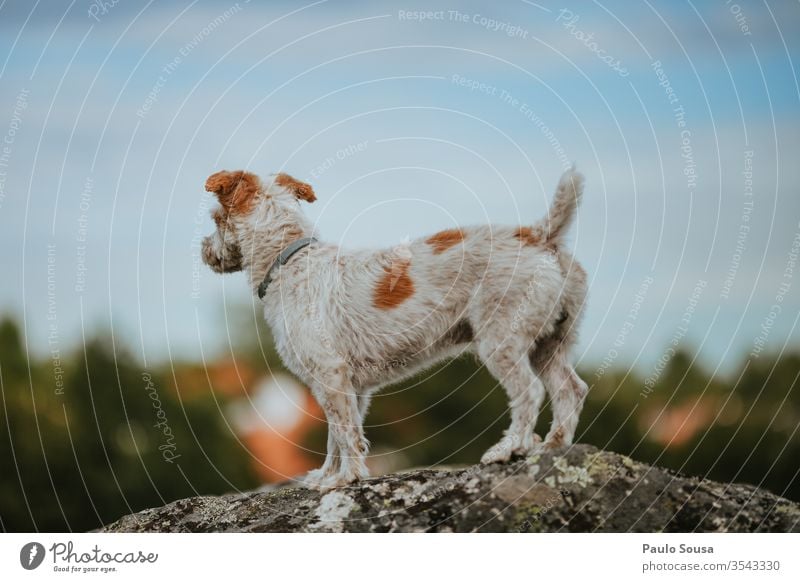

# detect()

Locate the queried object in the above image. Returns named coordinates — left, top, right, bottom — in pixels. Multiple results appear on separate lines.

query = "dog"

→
left=201, top=168, right=589, bottom=490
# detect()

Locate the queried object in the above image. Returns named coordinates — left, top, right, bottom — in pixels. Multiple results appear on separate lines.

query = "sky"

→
left=0, top=0, right=799, bottom=379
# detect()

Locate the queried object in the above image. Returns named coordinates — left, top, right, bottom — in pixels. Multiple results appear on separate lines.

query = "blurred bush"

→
left=0, top=318, right=259, bottom=532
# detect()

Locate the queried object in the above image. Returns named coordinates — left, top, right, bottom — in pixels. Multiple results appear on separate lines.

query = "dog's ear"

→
left=275, top=173, right=316, bottom=203
left=205, top=170, right=260, bottom=214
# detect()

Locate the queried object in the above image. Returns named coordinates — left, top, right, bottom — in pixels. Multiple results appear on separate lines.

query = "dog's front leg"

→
left=302, top=428, right=340, bottom=488
left=309, top=365, right=369, bottom=491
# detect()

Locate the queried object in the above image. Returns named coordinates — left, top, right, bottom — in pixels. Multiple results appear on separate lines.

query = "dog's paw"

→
left=540, top=427, right=569, bottom=452
left=481, top=432, right=528, bottom=464
left=318, top=473, right=359, bottom=493
left=530, top=437, right=568, bottom=455
left=541, top=440, right=568, bottom=452
left=301, top=468, right=327, bottom=489
left=316, top=462, right=369, bottom=492
left=518, top=432, right=542, bottom=454
left=481, top=442, right=514, bottom=464
left=481, top=448, right=511, bottom=464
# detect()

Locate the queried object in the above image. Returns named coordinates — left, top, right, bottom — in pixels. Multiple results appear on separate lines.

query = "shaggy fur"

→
left=201, top=168, right=589, bottom=490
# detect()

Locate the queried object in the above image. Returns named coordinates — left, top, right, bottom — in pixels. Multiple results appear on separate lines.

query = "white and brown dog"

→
left=202, top=168, right=589, bottom=490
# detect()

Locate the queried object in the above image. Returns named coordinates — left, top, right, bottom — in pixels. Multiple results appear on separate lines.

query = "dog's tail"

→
left=535, top=166, right=584, bottom=245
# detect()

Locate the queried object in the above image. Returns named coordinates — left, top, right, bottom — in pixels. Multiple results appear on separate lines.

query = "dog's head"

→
left=201, top=170, right=316, bottom=273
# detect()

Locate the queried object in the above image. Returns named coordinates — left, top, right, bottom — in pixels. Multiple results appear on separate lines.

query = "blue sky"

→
left=1, top=0, right=798, bottom=378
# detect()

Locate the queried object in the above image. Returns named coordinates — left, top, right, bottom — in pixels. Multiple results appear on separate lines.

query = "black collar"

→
left=257, top=237, right=317, bottom=299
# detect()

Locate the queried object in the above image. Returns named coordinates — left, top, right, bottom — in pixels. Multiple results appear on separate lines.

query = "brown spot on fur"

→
left=426, top=228, right=465, bottom=254
left=373, top=259, right=415, bottom=309
left=275, top=173, right=316, bottom=203
left=205, top=170, right=260, bottom=215
left=514, top=226, right=540, bottom=246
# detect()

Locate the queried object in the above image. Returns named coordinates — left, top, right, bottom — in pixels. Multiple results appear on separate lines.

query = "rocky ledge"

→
left=101, top=444, right=799, bottom=532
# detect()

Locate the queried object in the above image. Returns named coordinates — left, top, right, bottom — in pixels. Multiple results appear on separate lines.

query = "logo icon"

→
left=20, top=542, right=45, bottom=570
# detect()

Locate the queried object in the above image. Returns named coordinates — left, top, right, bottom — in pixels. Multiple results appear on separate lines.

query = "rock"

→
left=100, top=445, right=799, bottom=532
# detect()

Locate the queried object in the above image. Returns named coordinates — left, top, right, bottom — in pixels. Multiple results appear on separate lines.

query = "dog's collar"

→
left=257, top=237, right=317, bottom=299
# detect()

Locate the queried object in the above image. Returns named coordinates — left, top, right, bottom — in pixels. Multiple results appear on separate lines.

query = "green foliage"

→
left=0, top=318, right=258, bottom=532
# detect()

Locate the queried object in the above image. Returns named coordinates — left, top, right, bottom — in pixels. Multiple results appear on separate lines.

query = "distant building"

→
left=227, top=373, right=323, bottom=482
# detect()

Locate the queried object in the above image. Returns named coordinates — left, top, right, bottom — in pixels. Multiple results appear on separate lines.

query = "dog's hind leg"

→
left=536, top=356, right=587, bottom=449
left=477, top=336, right=544, bottom=463
left=530, top=253, right=589, bottom=450
left=530, top=325, right=588, bottom=450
